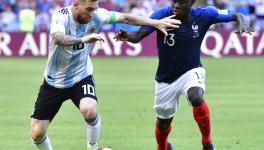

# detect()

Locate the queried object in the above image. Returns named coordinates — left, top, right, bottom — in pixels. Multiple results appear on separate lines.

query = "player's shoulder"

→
left=192, top=5, right=217, bottom=13
left=51, top=6, right=71, bottom=22
left=91, top=8, right=108, bottom=23
left=96, top=8, right=108, bottom=13
left=53, top=6, right=71, bottom=18
left=56, top=6, right=71, bottom=15
left=153, top=6, right=172, bottom=14
left=93, top=8, right=109, bottom=18
left=192, top=5, right=220, bottom=17
left=150, top=6, right=172, bottom=18
left=58, top=7, right=70, bottom=15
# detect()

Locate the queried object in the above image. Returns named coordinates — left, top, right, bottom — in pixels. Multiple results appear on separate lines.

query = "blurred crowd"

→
left=0, top=0, right=263, bottom=32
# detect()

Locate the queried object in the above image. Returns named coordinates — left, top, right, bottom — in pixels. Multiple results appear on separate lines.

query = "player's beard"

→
left=76, top=15, right=90, bottom=24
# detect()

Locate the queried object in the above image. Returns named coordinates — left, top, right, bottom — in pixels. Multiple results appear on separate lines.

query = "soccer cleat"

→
left=203, top=143, right=217, bottom=150
left=87, top=146, right=98, bottom=150
left=87, top=147, right=112, bottom=150
left=168, top=142, right=174, bottom=150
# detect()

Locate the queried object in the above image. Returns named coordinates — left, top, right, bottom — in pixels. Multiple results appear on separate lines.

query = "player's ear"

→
left=73, top=0, right=79, bottom=8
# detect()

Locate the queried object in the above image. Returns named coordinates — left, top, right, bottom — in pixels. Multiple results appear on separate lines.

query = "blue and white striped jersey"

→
left=44, top=6, right=119, bottom=88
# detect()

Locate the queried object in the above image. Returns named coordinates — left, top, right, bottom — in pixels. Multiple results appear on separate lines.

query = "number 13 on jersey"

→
left=164, top=33, right=175, bottom=46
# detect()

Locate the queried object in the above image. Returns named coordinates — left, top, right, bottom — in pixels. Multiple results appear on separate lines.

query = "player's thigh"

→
left=182, top=67, right=206, bottom=102
left=70, top=75, right=98, bottom=114
left=31, top=80, right=68, bottom=121
left=154, top=82, right=181, bottom=119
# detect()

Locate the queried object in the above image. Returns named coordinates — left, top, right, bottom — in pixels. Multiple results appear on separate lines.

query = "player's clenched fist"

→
left=81, top=33, right=105, bottom=43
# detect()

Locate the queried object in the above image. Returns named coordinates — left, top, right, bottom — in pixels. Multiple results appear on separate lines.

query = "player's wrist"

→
left=81, top=37, right=87, bottom=43
left=152, top=19, right=159, bottom=27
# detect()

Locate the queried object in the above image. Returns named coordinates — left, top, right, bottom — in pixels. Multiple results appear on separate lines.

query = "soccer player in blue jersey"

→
left=114, top=0, right=253, bottom=150
left=29, top=0, right=181, bottom=150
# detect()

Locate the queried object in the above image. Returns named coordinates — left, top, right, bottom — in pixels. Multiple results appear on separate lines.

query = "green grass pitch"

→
left=0, top=57, right=263, bottom=150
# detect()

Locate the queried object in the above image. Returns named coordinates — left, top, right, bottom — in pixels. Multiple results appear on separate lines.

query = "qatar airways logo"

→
left=201, top=31, right=264, bottom=57
left=0, top=32, right=142, bottom=57
left=1, top=31, right=264, bottom=57
left=192, top=23, right=200, bottom=38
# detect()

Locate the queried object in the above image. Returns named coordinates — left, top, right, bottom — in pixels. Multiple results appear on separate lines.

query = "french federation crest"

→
left=192, top=23, right=200, bottom=38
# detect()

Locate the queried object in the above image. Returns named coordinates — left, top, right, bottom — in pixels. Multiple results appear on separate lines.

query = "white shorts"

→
left=154, top=67, right=206, bottom=119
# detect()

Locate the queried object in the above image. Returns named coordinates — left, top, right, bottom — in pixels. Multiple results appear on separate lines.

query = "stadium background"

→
left=0, top=0, right=264, bottom=150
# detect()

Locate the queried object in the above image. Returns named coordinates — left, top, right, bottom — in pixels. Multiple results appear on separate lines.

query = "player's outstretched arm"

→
left=117, top=14, right=181, bottom=36
left=114, top=29, right=148, bottom=43
left=51, top=32, right=104, bottom=46
left=232, top=13, right=254, bottom=35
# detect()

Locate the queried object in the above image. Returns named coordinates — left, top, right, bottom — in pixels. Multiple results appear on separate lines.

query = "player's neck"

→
left=180, top=12, right=191, bottom=24
left=71, top=6, right=78, bottom=23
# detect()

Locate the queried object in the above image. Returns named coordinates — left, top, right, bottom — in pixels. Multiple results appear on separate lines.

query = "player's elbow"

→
left=232, top=13, right=244, bottom=21
left=118, top=13, right=132, bottom=24
left=51, top=33, right=62, bottom=45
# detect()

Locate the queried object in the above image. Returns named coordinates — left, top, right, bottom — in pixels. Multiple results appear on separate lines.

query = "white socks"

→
left=86, top=114, right=101, bottom=148
left=32, top=115, right=101, bottom=149
left=32, top=136, right=52, bottom=150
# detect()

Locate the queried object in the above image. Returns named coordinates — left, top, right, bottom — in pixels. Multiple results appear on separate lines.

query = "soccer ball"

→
left=99, top=148, right=112, bottom=150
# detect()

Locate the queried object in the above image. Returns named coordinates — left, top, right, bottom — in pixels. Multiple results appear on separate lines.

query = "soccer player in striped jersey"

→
left=114, top=0, right=253, bottom=150
left=29, top=0, right=181, bottom=150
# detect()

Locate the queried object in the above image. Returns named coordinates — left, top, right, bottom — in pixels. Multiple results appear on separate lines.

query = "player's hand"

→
left=113, top=29, right=128, bottom=41
left=153, top=15, right=181, bottom=36
left=81, top=33, right=105, bottom=43
left=235, top=24, right=254, bottom=35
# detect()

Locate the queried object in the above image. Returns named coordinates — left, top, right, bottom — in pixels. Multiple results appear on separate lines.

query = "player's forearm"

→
left=51, top=32, right=82, bottom=46
left=233, top=13, right=247, bottom=26
left=126, top=29, right=149, bottom=43
left=120, top=13, right=157, bottom=27
left=127, top=32, right=141, bottom=43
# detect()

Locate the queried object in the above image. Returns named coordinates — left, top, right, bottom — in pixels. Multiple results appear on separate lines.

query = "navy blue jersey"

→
left=141, top=6, right=233, bottom=83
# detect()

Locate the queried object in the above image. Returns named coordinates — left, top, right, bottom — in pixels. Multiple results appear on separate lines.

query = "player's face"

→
left=75, top=0, right=98, bottom=24
left=171, top=0, right=192, bottom=21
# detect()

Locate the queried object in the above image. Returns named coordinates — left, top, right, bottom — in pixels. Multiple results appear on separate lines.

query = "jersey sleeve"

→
left=140, top=8, right=168, bottom=34
left=204, top=6, right=233, bottom=24
left=97, top=8, right=120, bottom=25
left=50, top=12, right=67, bottom=34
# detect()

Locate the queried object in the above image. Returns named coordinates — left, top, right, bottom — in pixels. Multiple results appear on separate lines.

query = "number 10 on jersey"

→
left=82, top=84, right=95, bottom=96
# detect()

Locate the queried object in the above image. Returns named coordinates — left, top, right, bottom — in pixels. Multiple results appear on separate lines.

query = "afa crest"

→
left=88, top=27, right=95, bottom=33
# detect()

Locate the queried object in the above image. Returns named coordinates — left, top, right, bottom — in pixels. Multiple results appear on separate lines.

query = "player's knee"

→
left=157, top=117, right=173, bottom=130
left=80, top=98, right=97, bottom=119
left=81, top=106, right=97, bottom=119
left=30, top=124, right=46, bottom=142
left=187, top=87, right=204, bottom=107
